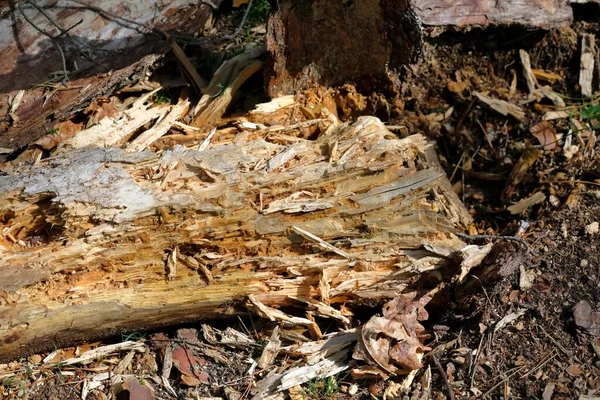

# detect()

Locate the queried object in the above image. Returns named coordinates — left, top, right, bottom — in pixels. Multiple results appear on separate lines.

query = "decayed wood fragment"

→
left=474, top=92, right=526, bottom=121
left=412, top=0, right=573, bottom=28
left=580, top=33, right=596, bottom=98
left=519, top=50, right=565, bottom=107
left=191, top=46, right=265, bottom=130
left=0, top=117, right=470, bottom=361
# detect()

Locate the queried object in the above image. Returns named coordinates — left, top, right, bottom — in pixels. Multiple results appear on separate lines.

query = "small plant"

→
left=247, top=0, right=271, bottom=25
left=303, top=375, right=340, bottom=399
left=2, top=376, right=27, bottom=397
left=122, top=331, right=146, bottom=341
left=580, top=101, right=600, bottom=129
left=46, top=127, right=58, bottom=136
left=1, top=376, right=24, bottom=390
left=152, top=90, right=172, bottom=105
left=233, top=0, right=271, bottom=27
left=209, top=82, right=227, bottom=98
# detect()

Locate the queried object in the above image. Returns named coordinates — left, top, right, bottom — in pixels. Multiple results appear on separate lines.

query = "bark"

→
left=412, top=0, right=574, bottom=28
left=0, top=117, right=470, bottom=361
left=266, top=0, right=423, bottom=96
left=265, top=0, right=586, bottom=97
left=0, top=0, right=213, bottom=155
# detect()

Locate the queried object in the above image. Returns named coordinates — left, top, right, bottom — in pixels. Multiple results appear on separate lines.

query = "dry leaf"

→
left=233, top=0, right=249, bottom=6
left=447, top=80, right=468, bottom=97
left=542, top=382, right=556, bottom=400
left=121, top=377, right=155, bottom=400
left=171, top=329, right=209, bottom=386
left=85, top=97, right=120, bottom=127
left=574, top=300, right=600, bottom=341
left=530, top=121, right=557, bottom=150
left=359, top=293, right=431, bottom=375
left=566, top=364, right=583, bottom=377
left=34, top=120, right=84, bottom=150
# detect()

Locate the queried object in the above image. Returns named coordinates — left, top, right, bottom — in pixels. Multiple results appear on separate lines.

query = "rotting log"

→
left=0, top=117, right=471, bottom=361
left=412, top=0, right=574, bottom=28
left=0, top=0, right=214, bottom=155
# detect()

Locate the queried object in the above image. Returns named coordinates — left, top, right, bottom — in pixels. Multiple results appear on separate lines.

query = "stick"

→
left=17, top=2, right=69, bottom=84
left=68, top=0, right=153, bottom=34
left=431, top=354, right=455, bottom=400
left=455, top=232, right=533, bottom=254
left=221, top=0, right=254, bottom=40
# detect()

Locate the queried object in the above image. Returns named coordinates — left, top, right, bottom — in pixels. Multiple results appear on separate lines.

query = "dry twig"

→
left=431, top=354, right=455, bottom=400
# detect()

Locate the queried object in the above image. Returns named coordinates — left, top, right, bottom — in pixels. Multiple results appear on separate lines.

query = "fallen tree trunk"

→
left=0, top=117, right=470, bottom=361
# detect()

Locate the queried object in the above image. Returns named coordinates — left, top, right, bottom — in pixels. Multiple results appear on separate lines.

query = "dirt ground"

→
left=2, top=3, right=600, bottom=400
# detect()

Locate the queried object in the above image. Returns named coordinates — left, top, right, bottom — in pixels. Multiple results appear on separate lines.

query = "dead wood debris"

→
left=3, top=3, right=600, bottom=399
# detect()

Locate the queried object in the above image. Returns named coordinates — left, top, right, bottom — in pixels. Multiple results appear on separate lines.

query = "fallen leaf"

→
left=84, top=97, right=120, bottom=127
left=519, top=265, right=536, bottom=289
left=34, top=120, right=84, bottom=150
left=171, top=329, right=209, bottom=386
left=122, top=377, right=155, bottom=400
left=566, top=364, right=583, bottom=377
left=494, top=309, right=526, bottom=332
left=447, top=80, right=468, bottom=97
left=530, top=121, right=557, bottom=151
left=573, top=300, right=600, bottom=341
left=358, top=293, right=431, bottom=375
left=542, top=382, right=555, bottom=400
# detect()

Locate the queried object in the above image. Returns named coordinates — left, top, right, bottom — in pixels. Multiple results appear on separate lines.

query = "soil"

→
left=2, top=3, right=600, bottom=400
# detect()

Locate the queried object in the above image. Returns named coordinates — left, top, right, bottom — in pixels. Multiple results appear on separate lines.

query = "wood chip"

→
left=258, top=326, right=281, bottom=369
left=166, top=247, right=177, bottom=281
left=277, top=348, right=350, bottom=391
left=292, top=226, right=351, bottom=259
left=580, top=33, right=596, bottom=98
left=248, top=294, right=314, bottom=326
left=45, top=341, right=147, bottom=366
left=531, top=69, right=562, bottom=84
left=474, top=92, right=525, bottom=121
left=508, top=191, right=547, bottom=214
left=494, top=309, right=526, bottom=332
left=520, top=49, right=539, bottom=94
left=128, top=95, right=191, bottom=152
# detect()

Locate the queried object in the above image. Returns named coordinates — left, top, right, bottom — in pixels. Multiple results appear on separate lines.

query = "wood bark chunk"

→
left=474, top=92, right=526, bottom=121
left=580, top=33, right=596, bottom=98
left=0, top=117, right=470, bottom=361
left=191, top=46, right=266, bottom=131
left=412, top=0, right=573, bottom=28
left=0, top=0, right=213, bottom=154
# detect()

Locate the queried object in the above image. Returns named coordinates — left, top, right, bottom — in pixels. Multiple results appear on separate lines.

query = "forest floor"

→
left=1, top=2, right=600, bottom=399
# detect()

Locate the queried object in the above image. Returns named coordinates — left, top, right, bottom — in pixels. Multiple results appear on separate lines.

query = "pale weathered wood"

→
left=412, top=0, right=573, bottom=28
left=580, top=33, right=596, bottom=98
left=0, top=117, right=470, bottom=361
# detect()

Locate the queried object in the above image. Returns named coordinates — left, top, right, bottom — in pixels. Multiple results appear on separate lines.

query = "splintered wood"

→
left=0, top=116, right=471, bottom=361
left=580, top=34, right=596, bottom=98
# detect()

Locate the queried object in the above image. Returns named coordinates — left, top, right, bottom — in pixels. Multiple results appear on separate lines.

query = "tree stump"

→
left=266, top=0, right=423, bottom=97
